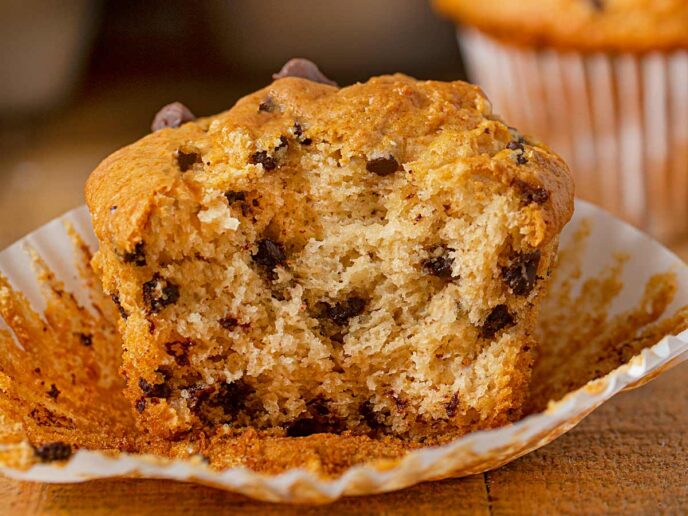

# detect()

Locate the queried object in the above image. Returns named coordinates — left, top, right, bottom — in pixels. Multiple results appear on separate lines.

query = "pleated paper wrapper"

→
left=0, top=200, right=686, bottom=504
left=460, top=28, right=688, bottom=243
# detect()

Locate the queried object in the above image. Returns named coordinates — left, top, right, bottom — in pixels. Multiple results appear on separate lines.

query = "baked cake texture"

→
left=85, top=61, right=574, bottom=441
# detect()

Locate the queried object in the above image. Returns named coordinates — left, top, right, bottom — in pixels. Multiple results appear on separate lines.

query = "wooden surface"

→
left=0, top=363, right=684, bottom=514
left=0, top=80, right=686, bottom=514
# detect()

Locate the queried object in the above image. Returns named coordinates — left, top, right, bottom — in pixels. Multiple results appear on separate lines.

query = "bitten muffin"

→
left=85, top=63, right=573, bottom=441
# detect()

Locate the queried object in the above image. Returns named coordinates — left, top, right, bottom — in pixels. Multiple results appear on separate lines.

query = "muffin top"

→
left=433, top=0, right=688, bottom=51
left=86, top=73, right=573, bottom=252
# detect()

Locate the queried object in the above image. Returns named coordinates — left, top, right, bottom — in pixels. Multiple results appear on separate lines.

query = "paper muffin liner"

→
left=0, top=200, right=686, bottom=503
left=460, top=28, right=688, bottom=243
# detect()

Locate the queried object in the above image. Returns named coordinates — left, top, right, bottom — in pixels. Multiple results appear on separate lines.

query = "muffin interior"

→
left=106, top=121, right=553, bottom=440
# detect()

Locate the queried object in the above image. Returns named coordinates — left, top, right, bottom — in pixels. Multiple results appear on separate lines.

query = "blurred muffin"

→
left=434, top=0, right=688, bottom=242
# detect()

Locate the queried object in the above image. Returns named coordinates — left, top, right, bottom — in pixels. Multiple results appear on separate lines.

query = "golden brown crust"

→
left=433, top=0, right=688, bottom=52
left=85, top=74, right=573, bottom=253
left=85, top=123, right=207, bottom=254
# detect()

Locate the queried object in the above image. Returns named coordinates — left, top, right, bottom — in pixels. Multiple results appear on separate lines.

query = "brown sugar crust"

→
left=433, top=0, right=688, bottom=52
left=84, top=74, right=574, bottom=442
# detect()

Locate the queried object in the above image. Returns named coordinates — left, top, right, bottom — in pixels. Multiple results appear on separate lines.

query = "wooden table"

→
left=0, top=80, right=686, bottom=514
left=0, top=363, right=684, bottom=514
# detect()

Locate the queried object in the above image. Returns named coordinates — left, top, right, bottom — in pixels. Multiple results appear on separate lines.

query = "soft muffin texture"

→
left=85, top=74, right=573, bottom=440
left=433, top=0, right=688, bottom=51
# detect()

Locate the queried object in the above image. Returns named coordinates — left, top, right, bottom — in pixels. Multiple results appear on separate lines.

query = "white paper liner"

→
left=460, top=28, right=688, bottom=243
left=0, top=200, right=686, bottom=503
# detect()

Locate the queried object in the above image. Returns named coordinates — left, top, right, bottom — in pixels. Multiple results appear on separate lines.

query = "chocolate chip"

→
left=293, top=122, right=304, bottom=137
left=47, top=384, right=60, bottom=400
left=507, top=140, right=528, bottom=165
left=252, top=239, right=287, bottom=271
left=275, top=135, right=288, bottom=150
left=212, top=380, right=254, bottom=416
left=186, top=384, right=216, bottom=412
left=138, top=377, right=171, bottom=399
left=142, top=274, right=180, bottom=314
left=589, top=0, right=604, bottom=10
left=286, top=399, right=344, bottom=436
left=502, top=251, right=541, bottom=296
left=360, top=401, right=387, bottom=431
left=249, top=150, right=277, bottom=171
left=136, top=398, right=146, bottom=413
left=311, top=398, right=330, bottom=417
left=123, top=242, right=146, bottom=266
left=34, top=442, right=72, bottom=462
left=258, top=97, right=275, bottom=112
left=164, top=340, right=192, bottom=366
left=151, top=102, right=196, bottom=132
left=225, top=191, right=246, bottom=204
left=366, top=156, right=400, bottom=176
left=506, top=140, right=524, bottom=152
left=272, top=58, right=337, bottom=86
left=293, top=122, right=312, bottom=145
left=422, top=247, right=454, bottom=278
left=514, top=179, right=549, bottom=205
left=285, top=418, right=323, bottom=437
left=480, top=305, right=515, bottom=339
left=218, top=316, right=238, bottom=330
left=322, top=297, right=366, bottom=326
left=111, top=294, right=128, bottom=319
left=79, top=332, right=93, bottom=347
left=446, top=392, right=460, bottom=418
left=175, top=150, right=201, bottom=172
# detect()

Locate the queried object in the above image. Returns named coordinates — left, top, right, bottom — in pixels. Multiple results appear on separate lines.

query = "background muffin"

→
left=434, top=0, right=688, bottom=242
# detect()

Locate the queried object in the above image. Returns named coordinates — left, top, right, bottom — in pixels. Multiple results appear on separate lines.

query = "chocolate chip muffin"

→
left=85, top=60, right=573, bottom=441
